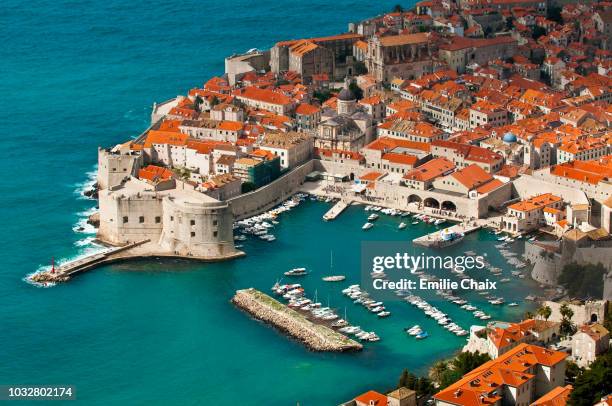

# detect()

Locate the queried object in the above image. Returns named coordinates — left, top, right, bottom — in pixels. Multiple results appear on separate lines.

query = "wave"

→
left=26, top=243, right=107, bottom=288
left=72, top=216, right=97, bottom=234
left=73, top=165, right=98, bottom=200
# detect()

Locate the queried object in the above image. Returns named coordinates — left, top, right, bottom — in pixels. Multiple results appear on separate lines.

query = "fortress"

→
left=96, top=147, right=242, bottom=261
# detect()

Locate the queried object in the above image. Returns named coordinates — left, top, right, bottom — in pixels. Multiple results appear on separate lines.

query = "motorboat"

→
left=284, top=268, right=307, bottom=276
left=398, top=222, right=407, bottom=229
left=368, top=213, right=379, bottom=221
left=362, top=222, right=374, bottom=230
left=415, top=331, right=429, bottom=339
left=322, top=275, right=346, bottom=282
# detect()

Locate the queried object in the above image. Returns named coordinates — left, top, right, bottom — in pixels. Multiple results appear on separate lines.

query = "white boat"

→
left=398, top=222, right=407, bottom=229
left=322, top=275, right=346, bottom=282
left=284, top=267, right=307, bottom=276
left=362, top=222, right=374, bottom=230
left=434, top=219, right=445, bottom=225
left=368, top=213, right=379, bottom=221
left=377, top=311, right=391, bottom=317
left=508, top=302, right=519, bottom=307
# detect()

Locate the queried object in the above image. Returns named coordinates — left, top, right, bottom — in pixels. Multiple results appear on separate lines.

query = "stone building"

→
left=366, top=32, right=436, bottom=82
left=270, top=33, right=363, bottom=79
left=288, top=40, right=335, bottom=84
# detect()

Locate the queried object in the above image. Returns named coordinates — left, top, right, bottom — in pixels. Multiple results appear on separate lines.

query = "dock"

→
left=413, top=222, right=481, bottom=248
left=30, top=240, right=150, bottom=283
left=232, top=288, right=362, bottom=352
left=323, top=200, right=351, bottom=221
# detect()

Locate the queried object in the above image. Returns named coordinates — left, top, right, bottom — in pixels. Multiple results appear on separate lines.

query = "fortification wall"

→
left=228, top=160, right=315, bottom=220
left=97, top=190, right=164, bottom=245
left=512, top=175, right=590, bottom=204
left=159, top=196, right=236, bottom=258
left=97, top=148, right=143, bottom=190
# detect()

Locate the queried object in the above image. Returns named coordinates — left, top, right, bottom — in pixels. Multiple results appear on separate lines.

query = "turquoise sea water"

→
left=1, top=1, right=539, bottom=404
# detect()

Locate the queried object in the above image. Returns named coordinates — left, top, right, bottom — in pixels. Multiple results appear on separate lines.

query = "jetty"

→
left=232, top=288, right=362, bottom=352
left=323, top=199, right=351, bottom=221
left=30, top=240, right=152, bottom=283
left=413, top=223, right=481, bottom=247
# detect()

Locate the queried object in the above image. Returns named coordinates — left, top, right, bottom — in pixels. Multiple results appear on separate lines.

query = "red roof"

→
left=354, top=390, right=388, bottom=406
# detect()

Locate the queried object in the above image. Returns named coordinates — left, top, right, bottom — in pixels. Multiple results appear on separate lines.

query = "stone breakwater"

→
left=232, top=288, right=362, bottom=352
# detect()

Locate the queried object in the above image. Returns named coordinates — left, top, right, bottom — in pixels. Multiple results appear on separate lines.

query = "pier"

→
left=232, top=288, right=362, bottom=352
left=413, top=222, right=481, bottom=248
left=30, top=240, right=151, bottom=283
left=323, top=199, right=351, bottom=221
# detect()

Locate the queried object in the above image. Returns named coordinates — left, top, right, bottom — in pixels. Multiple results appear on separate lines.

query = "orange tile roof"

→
left=295, top=103, right=320, bottom=115
left=550, top=159, right=612, bottom=185
left=235, top=86, right=292, bottom=106
left=530, top=385, right=572, bottom=406
left=434, top=344, right=567, bottom=406
left=360, top=171, right=385, bottom=182
left=508, top=193, right=562, bottom=212
left=366, top=137, right=431, bottom=153
left=476, top=178, right=504, bottom=194
left=138, top=165, right=174, bottom=182
left=404, top=158, right=455, bottom=182
left=382, top=152, right=418, bottom=165
left=354, top=390, right=388, bottom=406
left=144, top=130, right=189, bottom=148
left=451, top=164, right=493, bottom=190
left=218, top=121, right=244, bottom=132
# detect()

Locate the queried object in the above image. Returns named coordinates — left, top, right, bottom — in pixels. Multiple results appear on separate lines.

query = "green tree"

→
left=559, top=302, right=576, bottom=336
left=565, top=361, right=583, bottom=384
left=210, top=95, right=220, bottom=107
left=537, top=305, right=552, bottom=321
left=438, top=351, right=491, bottom=389
left=349, top=82, right=363, bottom=100
left=430, top=360, right=448, bottom=383
left=194, top=95, right=203, bottom=112
left=524, top=310, right=535, bottom=320
left=568, top=349, right=612, bottom=406
left=558, top=262, right=606, bottom=299
left=532, top=26, right=546, bottom=40
left=353, top=61, right=368, bottom=75
left=547, top=6, right=563, bottom=24
left=393, top=4, right=403, bottom=13
left=313, top=89, right=332, bottom=104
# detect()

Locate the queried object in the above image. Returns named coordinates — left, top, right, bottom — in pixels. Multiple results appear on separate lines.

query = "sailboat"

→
left=322, top=250, right=345, bottom=282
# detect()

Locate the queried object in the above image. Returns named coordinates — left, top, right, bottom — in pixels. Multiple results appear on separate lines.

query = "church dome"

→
left=502, top=132, right=517, bottom=143
left=338, top=87, right=355, bottom=101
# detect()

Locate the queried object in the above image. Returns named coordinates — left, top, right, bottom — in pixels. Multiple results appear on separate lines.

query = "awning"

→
left=351, top=184, right=367, bottom=193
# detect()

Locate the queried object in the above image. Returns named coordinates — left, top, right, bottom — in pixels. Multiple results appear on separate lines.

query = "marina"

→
left=21, top=196, right=542, bottom=404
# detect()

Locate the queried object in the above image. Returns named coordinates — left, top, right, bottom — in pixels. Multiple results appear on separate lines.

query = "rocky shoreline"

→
left=232, top=288, right=362, bottom=352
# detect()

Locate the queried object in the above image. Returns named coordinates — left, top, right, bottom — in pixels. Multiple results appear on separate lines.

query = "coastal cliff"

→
left=232, top=288, right=362, bottom=352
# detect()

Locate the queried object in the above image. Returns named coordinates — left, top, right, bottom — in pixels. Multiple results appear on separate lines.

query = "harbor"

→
left=18, top=195, right=543, bottom=405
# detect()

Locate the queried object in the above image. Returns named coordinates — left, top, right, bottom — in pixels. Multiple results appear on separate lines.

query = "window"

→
left=123, top=216, right=128, bottom=223
left=191, top=232, right=195, bottom=237
left=155, top=216, right=161, bottom=224
left=213, top=220, right=218, bottom=226
left=190, top=220, right=195, bottom=226
left=139, top=216, right=144, bottom=223
left=213, top=231, right=218, bottom=237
